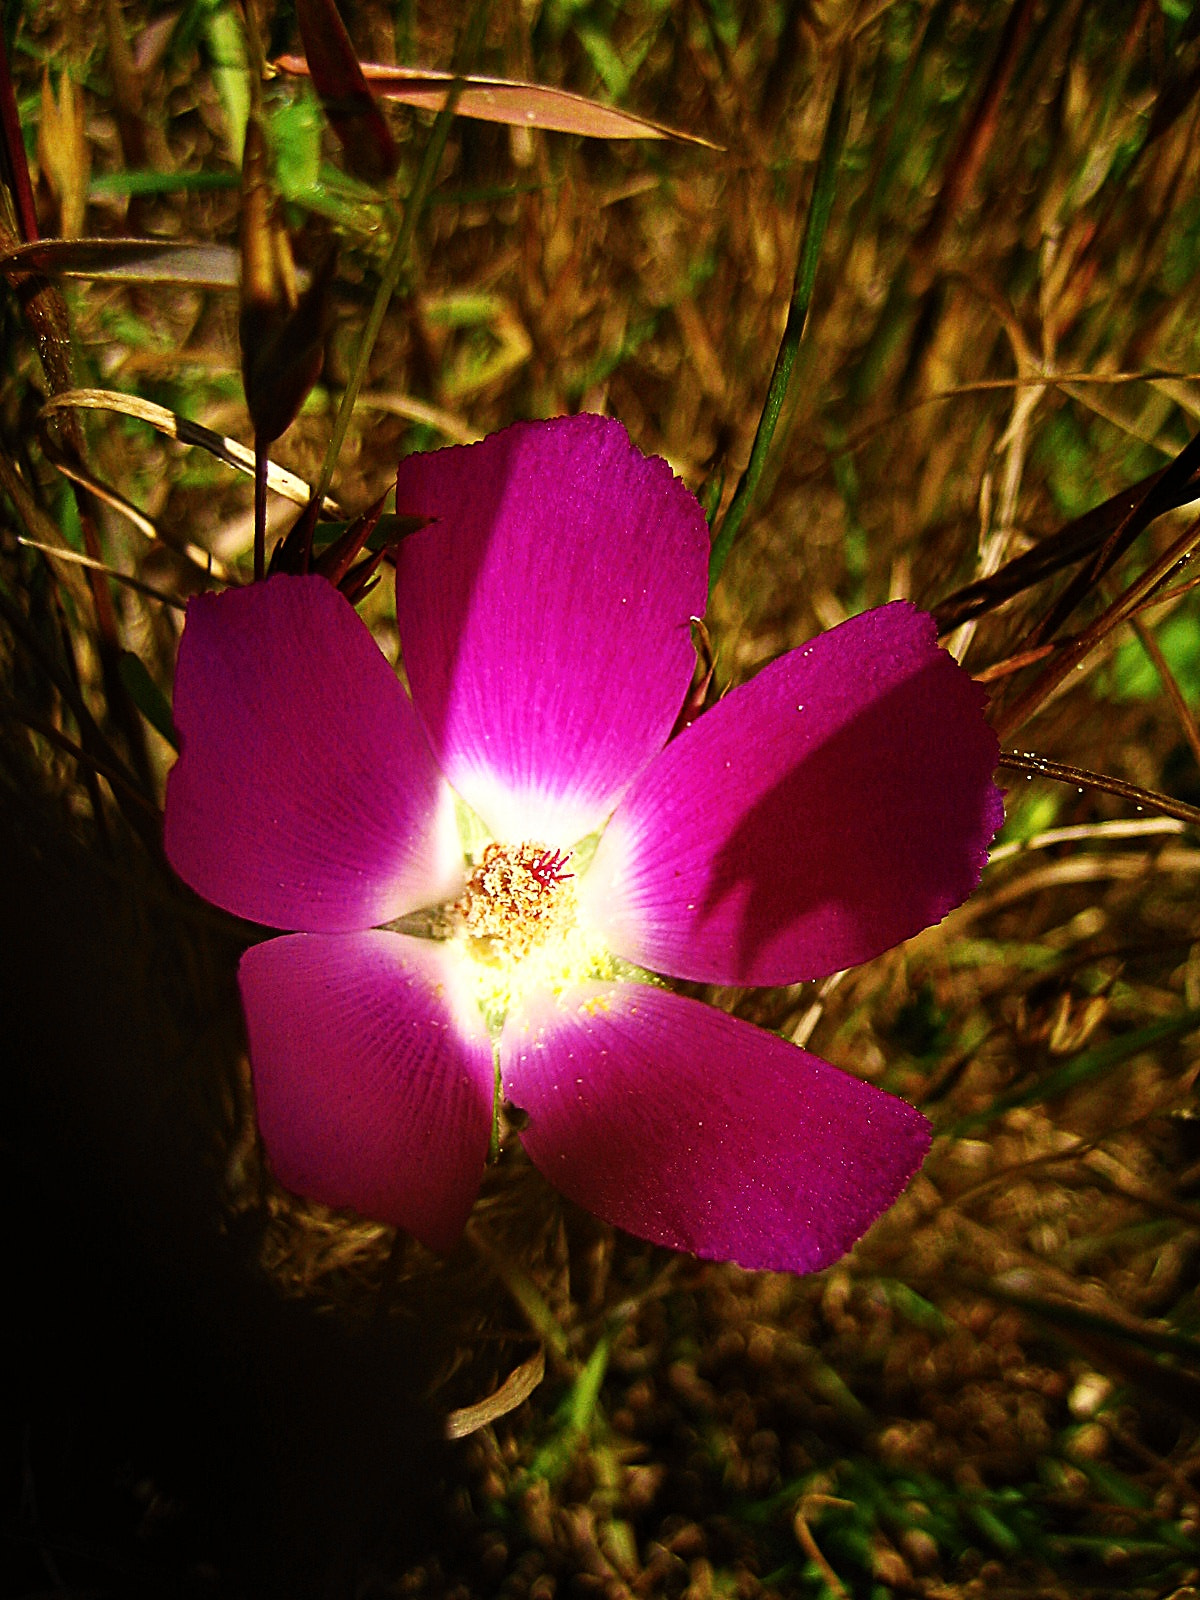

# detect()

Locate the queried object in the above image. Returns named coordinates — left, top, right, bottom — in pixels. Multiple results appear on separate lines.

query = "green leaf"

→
left=118, top=651, right=178, bottom=750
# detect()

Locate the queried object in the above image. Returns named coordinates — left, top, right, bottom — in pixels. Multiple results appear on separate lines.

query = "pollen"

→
left=449, top=839, right=619, bottom=1032
left=458, top=841, right=579, bottom=964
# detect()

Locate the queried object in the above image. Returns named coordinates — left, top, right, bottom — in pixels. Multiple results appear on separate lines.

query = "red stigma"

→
left=530, top=848, right=573, bottom=886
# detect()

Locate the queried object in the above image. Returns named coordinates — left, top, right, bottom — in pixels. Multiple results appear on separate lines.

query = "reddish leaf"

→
left=273, top=57, right=718, bottom=146
left=239, top=116, right=332, bottom=445
left=295, top=0, right=399, bottom=184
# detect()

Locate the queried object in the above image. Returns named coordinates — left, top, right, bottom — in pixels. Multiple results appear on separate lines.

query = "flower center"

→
left=446, top=837, right=621, bottom=1035
left=457, top=842, right=578, bottom=965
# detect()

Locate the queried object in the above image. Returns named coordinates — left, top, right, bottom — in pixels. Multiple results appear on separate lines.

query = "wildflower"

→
left=164, top=416, right=1002, bottom=1272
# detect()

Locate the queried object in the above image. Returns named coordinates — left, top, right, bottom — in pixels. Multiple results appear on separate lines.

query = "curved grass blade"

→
left=443, top=1346, right=545, bottom=1441
left=272, top=56, right=718, bottom=147
left=37, top=388, right=341, bottom=512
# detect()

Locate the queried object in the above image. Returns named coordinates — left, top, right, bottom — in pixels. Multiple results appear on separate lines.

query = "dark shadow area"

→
left=2, top=780, right=461, bottom=1599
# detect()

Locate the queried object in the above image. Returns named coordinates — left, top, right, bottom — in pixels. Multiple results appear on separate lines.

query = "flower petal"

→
left=394, top=416, right=709, bottom=846
left=165, top=574, right=461, bottom=932
left=502, top=981, right=931, bottom=1273
left=240, top=931, right=495, bottom=1251
left=579, top=603, right=1003, bottom=985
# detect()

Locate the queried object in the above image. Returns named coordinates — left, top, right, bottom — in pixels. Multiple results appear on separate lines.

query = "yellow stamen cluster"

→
left=450, top=839, right=617, bottom=1034
left=458, top=842, right=578, bottom=965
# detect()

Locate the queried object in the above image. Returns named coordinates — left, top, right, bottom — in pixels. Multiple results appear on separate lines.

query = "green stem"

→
left=708, top=59, right=851, bottom=591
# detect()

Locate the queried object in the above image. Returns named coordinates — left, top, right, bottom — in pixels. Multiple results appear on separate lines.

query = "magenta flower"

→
left=164, top=416, right=1002, bottom=1273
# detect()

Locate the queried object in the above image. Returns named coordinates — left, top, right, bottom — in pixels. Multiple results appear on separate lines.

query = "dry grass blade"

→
left=988, top=815, right=1185, bottom=865
left=1129, top=614, right=1200, bottom=776
left=444, top=1347, right=545, bottom=1440
left=272, top=56, right=719, bottom=146
left=0, top=582, right=157, bottom=846
left=17, top=538, right=187, bottom=610
left=37, top=389, right=341, bottom=514
left=966, top=847, right=1200, bottom=920
left=37, top=68, right=89, bottom=239
left=992, top=510, right=1200, bottom=741
left=941, top=1277, right=1200, bottom=1405
left=932, top=457, right=1200, bottom=634
left=356, top=391, right=479, bottom=445
left=911, top=0, right=1038, bottom=283
left=1025, top=430, right=1200, bottom=652
left=0, top=235, right=241, bottom=286
left=2, top=696, right=161, bottom=817
left=36, top=422, right=238, bottom=583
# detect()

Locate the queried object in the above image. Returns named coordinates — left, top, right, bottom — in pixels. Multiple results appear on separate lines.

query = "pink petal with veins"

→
left=395, top=416, right=708, bottom=846
left=503, top=980, right=931, bottom=1274
left=241, top=930, right=494, bottom=1252
left=580, top=603, right=1002, bottom=985
left=166, top=575, right=460, bottom=932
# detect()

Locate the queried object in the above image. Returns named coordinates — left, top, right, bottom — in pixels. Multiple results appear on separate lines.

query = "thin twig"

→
left=17, top=539, right=187, bottom=610
left=1129, top=614, right=1200, bottom=777
left=998, top=751, right=1200, bottom=827
left=1, top=697, right=161, bottom=818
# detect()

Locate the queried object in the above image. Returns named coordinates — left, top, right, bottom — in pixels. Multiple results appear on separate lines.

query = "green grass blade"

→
left=118, top=650, right=178, bottom=751
left=950, top=1006, right=1200, bottom=1133
left=707, top=59, right=850, bottom=590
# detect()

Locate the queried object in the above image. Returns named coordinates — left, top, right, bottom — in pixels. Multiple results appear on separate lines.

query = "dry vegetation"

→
left=4, top=2, right=1200, bottom=1597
